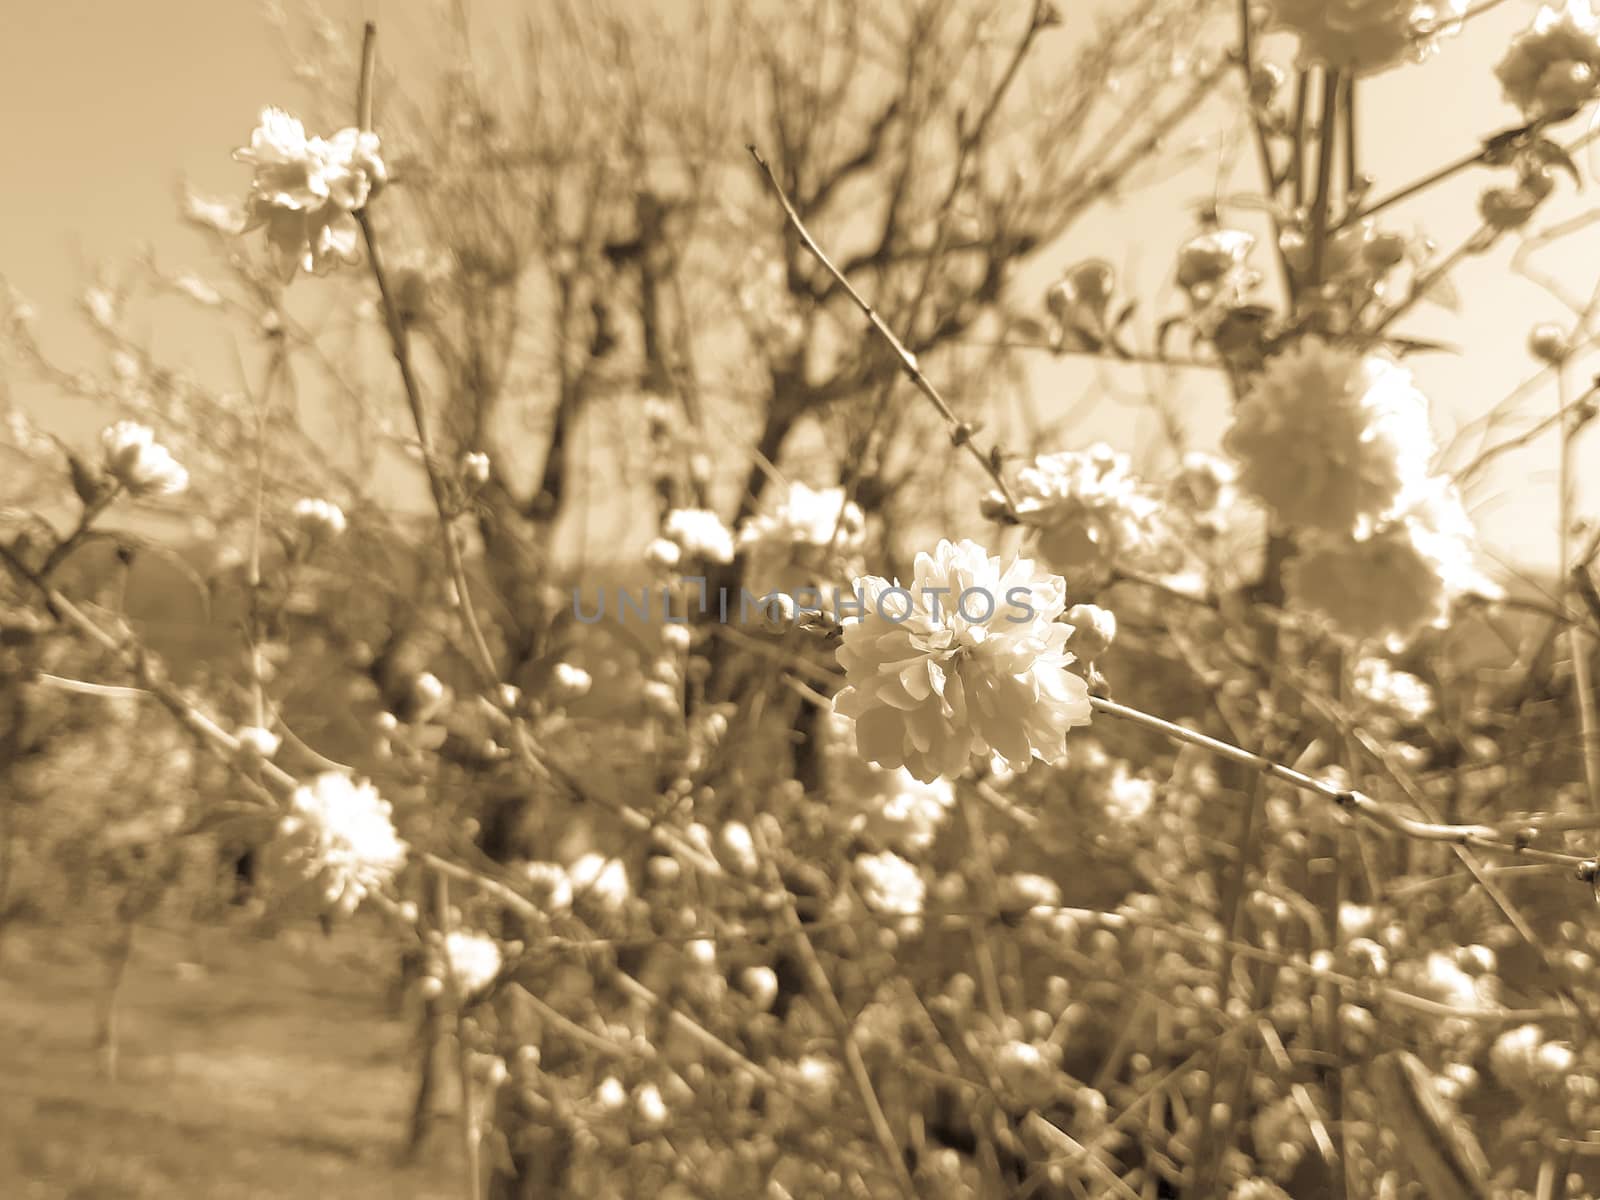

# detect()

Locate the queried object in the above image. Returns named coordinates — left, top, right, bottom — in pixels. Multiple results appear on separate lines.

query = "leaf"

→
left=1008, top=315, right=1050, bottom=345
left=1529, top=136, right=1584, bottom=189
left=1419, top=270, right=1461, bottom=313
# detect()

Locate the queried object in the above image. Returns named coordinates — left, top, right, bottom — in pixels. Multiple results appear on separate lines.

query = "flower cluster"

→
left=1268, top=0, right=1465, bottom=74
left=1224, top=339, right=1434, bottom=535
left=444, top=930, right=503, bottom=997
left=1352, top=656, right=1436, bottom=723
left=833, top=538, right=1093, bottom=782
left=100, top=421, right=189, bottom=497
left=234, top=107, right=386, bottom=280
left=1496, top=1, right=1600, bottom=119
left=738, top=481, right=864, bottom=598
left=1285, top=478, right=1498, bottom=644
left=266, top=772, right=407, bottom=916
left=1009, top=444, right=1168, bottom=588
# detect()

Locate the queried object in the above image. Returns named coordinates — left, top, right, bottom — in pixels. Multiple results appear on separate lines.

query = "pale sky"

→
left=1, top=0, right=1593, bottom=583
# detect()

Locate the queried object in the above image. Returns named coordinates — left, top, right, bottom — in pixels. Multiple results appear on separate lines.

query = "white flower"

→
left=1497, top=2, right=1600, bottom=118
left=1269, top=0, right=1466, bottom=73
left=1011, top=446, right=1168, bottom=588
left=292, top=497, right=347, bottom=540
left=100, top=422, right=189, bottom=497
left=551, top=661, right=592, bottom=702
left=522, top=861, right=574, bottom=916
left=854, top=850, right=925, bottom=917
left=1224, top=339, right=1434, bottom=535
left=663, top=508, right=735, bottom=563
left=1169, top=452, right=1237, bottom=514
left=1286, top=479, right=1496, bottom=644
left=741, top=482, right=863, bottom=551
left=644, top=536, right=683, bottom=570
left=444, top=930, right=502, bottom=997
left=1104, top=766, right=1156, bottom=823
left=865, top=769, right=956, bottom=855
left=568, top=852, right=631, bottom=916
left=269, top=772, right=407, bottom=916
left=234, top=107, right=386, bottom=281
left=834, top=539, right=1093, bottom=782
left=1352, top=657, right=1435, bottom=722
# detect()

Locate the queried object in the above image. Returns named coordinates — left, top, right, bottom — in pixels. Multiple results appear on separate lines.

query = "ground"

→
left=0, top=916, right=461, bottom=1199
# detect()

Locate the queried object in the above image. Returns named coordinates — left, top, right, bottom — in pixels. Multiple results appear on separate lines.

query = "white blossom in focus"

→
left=834, top=539, right=1093, bottom=782
left=234, top=108, right=386, bottom=280
left=269, top=772, right=407, bottom=916
left=663, top=508, right=735, bottom=564
left=100, top=422, right=189, bottom=497
left=444, top=930, right=502, bottom=997
left=1269, top=0, right=1466, bottom=73
left=1496, top=2, right=1600, bottom=118
left=1224, top=339, right=1433, bottom=535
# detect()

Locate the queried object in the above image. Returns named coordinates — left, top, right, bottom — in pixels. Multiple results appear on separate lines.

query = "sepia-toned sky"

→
left=2, top=0, right=1594, bottom=582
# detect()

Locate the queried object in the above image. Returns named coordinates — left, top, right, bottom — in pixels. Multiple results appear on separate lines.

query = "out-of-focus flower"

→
left=522, top=861, right=574, bottom=916
left=1046, top=259, right=1117, bottom=336
left=443, top=930, right=502, bottom=997
left=1496, top=2, right=1600, bottom=118
left=854, top=850, right=925, bottom=917
left=642, top=678, right=679, bottom=718
left=739, top=481, right=864, bottom=556
left=173, top=274, right=223, bottom=307
left=833, top=539, right=1093, bottom=782
left=268, top=772, right=407, bottom=916
left=1224, top=339, right=1433, bottom=534
left=182, top=187, right=249, bottom=235
left=234, top=107, right=386, bottom=280
left=862, top=769, right=956, bottom=855
left=644, top=536, right=682, bottom=570
left=1352, top=657, right=1435, bottom=722
left=663, top=507, right=735, bottom=564
left=1169, top=451, right=1237, bottom=514
left=568, top=852, right=631, bottom=916
left=100, top=421, right=189, bottom=497
left=1011, top=445, right=1168, bottom=588
left=1287, top=478, right=1498, bottom=643
left=1269, top=0, right=1466, bottom=73
left=83, top=287, right=118, bottom=330
left=1104, top=765, right=1156, bottom=823
left=292, top=497, right=347, bottom=540
left=1176, top=229, right=1257, bottom=303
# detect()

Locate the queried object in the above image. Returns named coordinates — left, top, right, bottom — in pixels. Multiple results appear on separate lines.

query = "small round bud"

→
left=644, top=537, right=682, bottom=570
left=1064, top=603, right=1117, bottom=660
left=661, top=623, right=692, bottom=653
left=460, top=450, right=491, bottom=488
left=1528, top=322, right=1571, bottom=364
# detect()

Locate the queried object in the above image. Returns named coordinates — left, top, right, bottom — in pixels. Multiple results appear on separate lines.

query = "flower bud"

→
left=292, top=497, right=347, bottom=541
left=1064, top=603, right=1117, bottom=661
left=1479, top=186, right=1540, bottom=230
left=1528, top=322, right=1571, bottom=364
left=550, top=661, right=592, bottom=702
left=645, top=536, right=683, bottom=570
